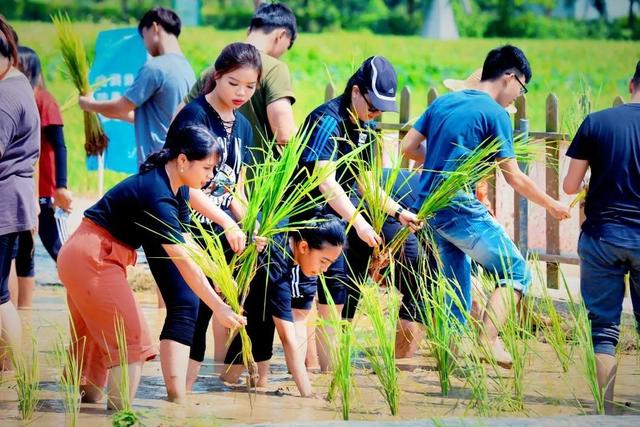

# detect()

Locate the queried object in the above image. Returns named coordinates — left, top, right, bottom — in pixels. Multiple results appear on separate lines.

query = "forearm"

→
left=507, top=170, right=555, bottom=209
left=190, top=188, right=238, bottom=229
left=44, top=125, right=68, bottom=189
left=320, top=180, right=367, bottom=227
left=275, top=318, right=313, bottom=396
left=357, top=174, right=400, bottom=216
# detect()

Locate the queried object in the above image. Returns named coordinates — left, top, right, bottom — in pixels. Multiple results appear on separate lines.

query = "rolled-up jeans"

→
left=578, top=230, right=640, bottom=356
left=428, top=193, right=532, bottom=325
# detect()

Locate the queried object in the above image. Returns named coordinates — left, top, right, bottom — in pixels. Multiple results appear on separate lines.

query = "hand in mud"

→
left=215, top=303, right=246, bottom=329
left=398, top=209, right=424, bottom=233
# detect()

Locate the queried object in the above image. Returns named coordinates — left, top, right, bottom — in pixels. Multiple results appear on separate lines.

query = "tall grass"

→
left=9, top=335, right=40, bottom=420
left=561, top=275, right=605, bottom=414
left=53, top=323, right=85, bottom=427
left=51, top=12, right=108, bottom=156
left=319, top=275, right=356, bottom=420
left=110, top=315, right=140, bottom=426
left=412, top=252, right=467, bottom=397
left=356, top=265, right=400, bottom=415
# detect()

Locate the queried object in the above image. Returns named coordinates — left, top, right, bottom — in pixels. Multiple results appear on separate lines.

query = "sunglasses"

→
left=513, top=74, right=528, bottom=95
left=361, top=93, right=380, bottom=113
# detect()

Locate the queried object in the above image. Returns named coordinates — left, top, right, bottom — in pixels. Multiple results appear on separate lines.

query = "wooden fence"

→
left=325, top=83, right=626, bottom=289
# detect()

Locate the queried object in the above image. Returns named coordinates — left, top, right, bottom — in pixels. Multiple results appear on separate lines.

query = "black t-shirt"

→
left=169, top=95, right=253, bottom=216
left=84, top=166, right=190, bottom=248
left=291, top=96, right=376, bottom=222
left=567, top=103, right=640, bottom=248
left=245, top=233, right=315, bottom=322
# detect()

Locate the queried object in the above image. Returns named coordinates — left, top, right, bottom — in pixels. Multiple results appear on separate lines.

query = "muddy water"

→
left=1, top=287, right=639, bottom=426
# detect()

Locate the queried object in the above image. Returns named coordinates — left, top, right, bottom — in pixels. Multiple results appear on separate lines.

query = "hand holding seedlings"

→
left=398, top=209, right=424, bottom=233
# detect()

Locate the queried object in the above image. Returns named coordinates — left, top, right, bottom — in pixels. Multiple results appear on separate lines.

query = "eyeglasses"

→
left=513, top=74, right=528, bottom=95
left=361, top=93, right=380, bottom=113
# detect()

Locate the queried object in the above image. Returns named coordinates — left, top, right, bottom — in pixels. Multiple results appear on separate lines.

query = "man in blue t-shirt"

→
left=563, top=61, right=640, bottom=413
left=401, top=45, right=570, bottom=368
left=79, top=7, right=196, bottom=164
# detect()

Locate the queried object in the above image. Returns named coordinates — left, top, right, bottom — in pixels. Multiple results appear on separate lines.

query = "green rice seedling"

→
left=53, top=322, right=85, bottom=427
left=384, top=134, right=537, bottom=260
left=109, top=315, right=140, bottom=426
left=356, top=261, right=400, bottom=415
left=51, top=12, right=108, bottom=156
left=9, top=334, right=40, bottom=420
left=496, top=286, right=533, bottom=411
left=573, top=300, right=606, bottom=414
left=458, top=330, right=492, bottom=416
left=411, top=251, right=467, bottom=397
left=319, top=275, right=356, bottom=420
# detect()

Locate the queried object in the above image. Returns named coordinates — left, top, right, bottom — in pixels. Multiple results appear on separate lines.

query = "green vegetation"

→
left=12, top=21, right=637, bottom=195
left=53, top=323, right=85, bottom=427
left=9, top=335, right=40, bottom=421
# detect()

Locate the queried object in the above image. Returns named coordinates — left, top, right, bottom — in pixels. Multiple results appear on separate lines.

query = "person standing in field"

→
left=179, top=2, right=297, bottom=159
left=563, top=60, right=640, bottom=414
left=8, top=46, right=73, bottom=310
left=78, top=6, right=195, bottom=165
left=0, top=15, right=39, bottom=364
left=56, top=124, right=247, bottom=409
left=401, top=45, right=570, bottom=368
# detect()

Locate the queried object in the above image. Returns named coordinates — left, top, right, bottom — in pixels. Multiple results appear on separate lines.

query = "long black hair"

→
left=139, top=124, right=224, bottom=173
left=17, top=46, right=43, bottom=89
left=291, top=215, right=346, bottom=250
left=202, top=42, right=262, bottom=95
left=0, top=15, right=18, bottom=79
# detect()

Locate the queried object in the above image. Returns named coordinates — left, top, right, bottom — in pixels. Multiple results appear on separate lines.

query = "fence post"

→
left=427, top=87, right=438, bottom=106
left=545, top=93, right=561, bottom=289
left=325, top=83, right=336, bottom=103
left=399, top=86, right=412, bottom=168
left=613, top=95, right=625, bottom=107
left=513, top=96, right=529, bottom=253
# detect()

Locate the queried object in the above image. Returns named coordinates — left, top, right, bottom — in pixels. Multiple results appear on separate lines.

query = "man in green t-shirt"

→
left=179, top=3, right=297, bottom=163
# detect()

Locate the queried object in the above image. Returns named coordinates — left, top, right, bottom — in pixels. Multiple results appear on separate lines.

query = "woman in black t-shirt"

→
left=167, top=43, right=263, bottom=388
left=57, top=125, right=246, bottom=410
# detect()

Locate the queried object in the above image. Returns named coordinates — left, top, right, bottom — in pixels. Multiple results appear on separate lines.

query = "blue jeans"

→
left=429, top=194, right=532, bottom=324
left=578, top=231, right=640, bottom=356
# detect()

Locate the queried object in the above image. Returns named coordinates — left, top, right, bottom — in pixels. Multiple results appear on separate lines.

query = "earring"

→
left=180, top=166, right=184, bottom=173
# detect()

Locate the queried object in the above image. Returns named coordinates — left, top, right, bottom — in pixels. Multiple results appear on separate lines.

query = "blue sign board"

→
left=88, top=27, right=147, bottom=174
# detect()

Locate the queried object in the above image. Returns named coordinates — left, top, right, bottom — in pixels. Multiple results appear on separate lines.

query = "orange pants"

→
left=57, top=218, right=157, bottom=388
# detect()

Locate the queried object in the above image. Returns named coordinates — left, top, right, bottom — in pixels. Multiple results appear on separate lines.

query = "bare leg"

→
left=0, top=300, right=22, bottom=370
left=159, top=339, right=189, bottom=403
left=596, top=353, right=617, bottom=414
left=106, top=362, right=143, bottom=410
left=8, top=262, right=17, bottom=307
left=80, top=384, right=105, bottom=403
left=17, top=276, right=36, bottom=309
left=304, top=302, right=320, bottom=370
left=211, top=312, right=230, bottom=363
left=395, top=318, right=424, bottom=358
left=253, top=360, right=270, bottom=388
left=155, top=286, right=165, bottom=309
left=480, top=287, right=521, bottom=368
left=219, top=364, right=244, bottom=384
left=316, top=303, right=343, bottom=372
left=186, top=359, right=201, bottom=392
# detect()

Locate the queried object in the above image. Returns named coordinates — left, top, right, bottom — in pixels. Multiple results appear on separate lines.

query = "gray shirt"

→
left=124, top=53, right=195, bottom=165
left=0, top=73, right=40, bottom=235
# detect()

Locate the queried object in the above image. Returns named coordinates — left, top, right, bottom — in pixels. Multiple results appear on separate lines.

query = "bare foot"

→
left=481, top=338, right=513, bottom=369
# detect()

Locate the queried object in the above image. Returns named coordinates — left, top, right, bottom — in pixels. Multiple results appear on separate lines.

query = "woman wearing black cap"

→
left=290, top=56, right=424, bottom=371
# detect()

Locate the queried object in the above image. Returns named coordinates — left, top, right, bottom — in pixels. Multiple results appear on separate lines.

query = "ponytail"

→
left=139, top=124, right=224, bottom=173
left=139, top=148, right=172, bottom=173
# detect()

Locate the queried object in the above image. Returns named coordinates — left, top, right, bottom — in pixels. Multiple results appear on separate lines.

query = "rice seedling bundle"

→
left=9, top=335, right=40, bottom=420
left=52, top=12, right=108, bottom=156
left=384, top=134, right=536, bottom=262
left=356, top=266, right=401, bottom=415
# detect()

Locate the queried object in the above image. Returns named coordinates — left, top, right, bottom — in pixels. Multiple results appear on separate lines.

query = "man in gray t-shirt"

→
left=79, top=7, right=195, bottom=165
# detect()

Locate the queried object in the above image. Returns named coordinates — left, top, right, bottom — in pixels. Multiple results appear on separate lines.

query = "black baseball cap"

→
left=358, top=56, right=398, bottom=112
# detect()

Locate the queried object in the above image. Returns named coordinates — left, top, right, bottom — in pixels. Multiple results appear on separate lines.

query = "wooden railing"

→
left=325, top=83, right=626, bottom=289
